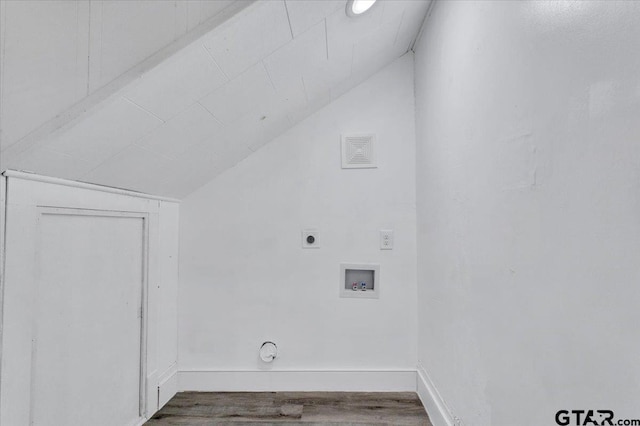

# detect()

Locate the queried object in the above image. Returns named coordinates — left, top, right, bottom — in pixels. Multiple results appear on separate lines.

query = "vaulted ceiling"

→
left=0, top=0, right=431, bottom=198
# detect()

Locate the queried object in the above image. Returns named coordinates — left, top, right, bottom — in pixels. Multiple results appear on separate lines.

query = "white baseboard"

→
left=416, top=364, right=456, bottom=426
left=158, top=363, right=178, bottom=409
left=178, top=370, right=417, bottom=392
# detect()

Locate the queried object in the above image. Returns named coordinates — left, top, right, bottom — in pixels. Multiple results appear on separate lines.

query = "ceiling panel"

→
left=135, top=103, right=224, bottom=159
left=172, top=126, right=249, bottom=174
left=45, top=97, right=162, bottom=166
left=206, top=73, right=306, bottom=152
left=81, top=145, right=172, bottom=193
left=266, top=77, right=309, bottom=124
left=286, top=90, right=332, bottom=126
left=148, top=135, right=252, bottom=197
left=300, top=45, right=353, bottom=101
left=263, top=21, right=328, bottom=92
left=223, top=104, right=295, bottom=153
left=199, top=62, right=277, bottom=123
left=284, top=0, right=345, bottom=37
left=123, top=44, right=228, bottom=121
left=202, top=0, right=292, bottom=78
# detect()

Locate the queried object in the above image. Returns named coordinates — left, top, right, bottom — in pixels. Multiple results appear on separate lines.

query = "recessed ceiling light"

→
left=346, top=0, right=377, bottom=18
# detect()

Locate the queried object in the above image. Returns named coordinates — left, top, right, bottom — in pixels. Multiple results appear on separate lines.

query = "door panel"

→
left=31, top=211, right=145, bottom=426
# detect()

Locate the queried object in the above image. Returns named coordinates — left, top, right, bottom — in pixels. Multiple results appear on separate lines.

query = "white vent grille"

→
left=341, top=134, right=376, bottom=169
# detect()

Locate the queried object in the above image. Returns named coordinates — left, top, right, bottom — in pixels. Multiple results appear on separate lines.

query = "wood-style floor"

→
left=146, top=392, right=432, bottom=425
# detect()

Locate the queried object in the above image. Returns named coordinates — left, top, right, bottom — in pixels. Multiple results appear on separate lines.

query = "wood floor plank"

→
left=146, top=392, right=432, bottom=425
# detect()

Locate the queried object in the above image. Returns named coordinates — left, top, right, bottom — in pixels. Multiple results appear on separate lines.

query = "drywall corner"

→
left=417, top=364, right=457, bottom=426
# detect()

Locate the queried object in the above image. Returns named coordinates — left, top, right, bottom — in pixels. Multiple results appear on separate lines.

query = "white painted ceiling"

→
left=0, top=0, right=241, bottom=151
left=1, top=0, right=431, bottom=198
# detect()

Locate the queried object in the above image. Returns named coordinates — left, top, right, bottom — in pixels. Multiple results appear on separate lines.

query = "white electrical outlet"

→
left=380, top=230, right=393, bottom=250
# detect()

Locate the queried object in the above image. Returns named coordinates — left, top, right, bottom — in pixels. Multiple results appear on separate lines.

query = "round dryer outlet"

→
left=301, top=229, right=319, bottom=248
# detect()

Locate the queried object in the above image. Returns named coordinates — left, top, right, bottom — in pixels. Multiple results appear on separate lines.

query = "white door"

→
left=30, top=209, right=146, bottom=426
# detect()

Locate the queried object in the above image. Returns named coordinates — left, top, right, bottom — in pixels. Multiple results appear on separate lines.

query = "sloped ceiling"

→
left=0, top=0, right=245, bottom=151
left=1, top=0, right=431, bottom=198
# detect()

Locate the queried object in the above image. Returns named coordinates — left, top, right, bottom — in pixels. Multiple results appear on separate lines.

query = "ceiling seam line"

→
left=77, top=136, right=165, bottom=180
left=86, top=1, right=92, bottom=97
left=77, top=144, right=130, bottom=179
left=0, top=0, right=6, bottom=145
left=98, top=1, right=104, bottom=88
left=201, top=44, right=229, bottom=81
left=122, top=97, right=166, bottom=124
left=282, top=0, right=294, bottom=39
left=261, top=61, right=277, bottom=92
left=394, top=10, right=406, bottom=47
left=196, top=101, right=223, bottom=125
left=324, top=18, right=329, bottom=60
left=410, top=0, right=437, bottom=53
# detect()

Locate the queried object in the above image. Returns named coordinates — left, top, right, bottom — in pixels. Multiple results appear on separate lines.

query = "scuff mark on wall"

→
left=589, top=80, right=614, bottom=118
left=497, top=132, right=538, bottom=191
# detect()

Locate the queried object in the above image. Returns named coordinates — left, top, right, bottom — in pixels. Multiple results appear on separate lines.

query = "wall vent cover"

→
left=341, top=134, right=376, bottom=169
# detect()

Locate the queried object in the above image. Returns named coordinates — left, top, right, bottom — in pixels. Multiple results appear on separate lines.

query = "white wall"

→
left=414, top=1, right=640, bottom=425
left=178, top=54, right=417, bottom=386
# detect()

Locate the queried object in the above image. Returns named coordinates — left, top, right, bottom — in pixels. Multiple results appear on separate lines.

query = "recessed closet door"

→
left=31, top=208, right=146, bottom=426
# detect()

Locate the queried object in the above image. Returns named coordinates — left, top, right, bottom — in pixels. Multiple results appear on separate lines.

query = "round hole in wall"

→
left=306, top=235, right=315, bottom=244
left=259, top=341, right=278, bottom=363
